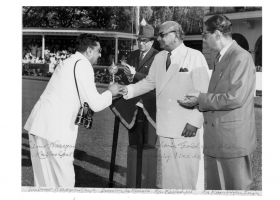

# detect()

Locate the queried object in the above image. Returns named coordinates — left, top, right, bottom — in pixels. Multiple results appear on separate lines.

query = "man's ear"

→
left=214, top=30, right=222, bottom=40
left=85, top=47, right=91, bottom=56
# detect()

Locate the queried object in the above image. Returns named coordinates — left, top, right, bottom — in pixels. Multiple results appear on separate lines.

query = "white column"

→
left=42, top=34, right=45, bottom=59
left=115, top=37, right=118, bottom=63
left=136, top=6, right=140, bottom=35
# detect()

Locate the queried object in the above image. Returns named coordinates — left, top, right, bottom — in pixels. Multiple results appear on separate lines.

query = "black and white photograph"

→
left=2, top=2, right=275, bottom=200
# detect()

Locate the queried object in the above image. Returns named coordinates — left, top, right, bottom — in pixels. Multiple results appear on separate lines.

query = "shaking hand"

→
left=108, top=82, right=120, bottom=96
left=118, top=85, right=128, bottom=96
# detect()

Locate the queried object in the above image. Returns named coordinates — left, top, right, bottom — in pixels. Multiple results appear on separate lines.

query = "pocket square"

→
left=179, top=68, right=188, bottom=72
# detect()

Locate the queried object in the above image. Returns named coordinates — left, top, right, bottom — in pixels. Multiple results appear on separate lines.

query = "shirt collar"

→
left=219, top=40, right=234, bottom=61
left=141, top=46, right=152, bottom=57
left=170, top=42, right=184, bottom=57
left=74, top=51, right=91, bottom=65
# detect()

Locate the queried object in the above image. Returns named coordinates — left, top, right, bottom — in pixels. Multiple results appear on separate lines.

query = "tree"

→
left=22, top=6, right=204, bottom=34
left=23, top=7, right=84, bottom=28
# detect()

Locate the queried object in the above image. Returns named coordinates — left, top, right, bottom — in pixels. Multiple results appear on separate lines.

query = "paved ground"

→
left=22, top=78, right=262, bottom=190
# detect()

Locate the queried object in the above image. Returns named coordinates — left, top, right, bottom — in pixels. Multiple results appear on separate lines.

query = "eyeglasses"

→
left=137, top=38, right=151, bottom=44
left=157, top=31, right=176, bottom=38
left=202, top=31, right=212, bottom=39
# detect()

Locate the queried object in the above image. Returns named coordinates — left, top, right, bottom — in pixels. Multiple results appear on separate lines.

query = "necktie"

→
left=139, top=52, right=144, bottom=61
left=213, top=53, right=221, bottom=71
left=166, top=52, right=171, bottom=71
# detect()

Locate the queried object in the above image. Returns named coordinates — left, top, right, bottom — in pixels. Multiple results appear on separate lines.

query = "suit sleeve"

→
left=134, top=71, right=147, bottom=81
left=187, top=52, right=210, bottom=128
left=198, top=53, right=253, bottom=111
left=76, top=60, right=112, bottom=112
left=129, top=54, right=158, bottom=98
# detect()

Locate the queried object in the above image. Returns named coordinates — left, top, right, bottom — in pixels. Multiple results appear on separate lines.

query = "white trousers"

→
left=156, top=129, right=204, bottom=189
left=29, top=134, right=76, bottom=187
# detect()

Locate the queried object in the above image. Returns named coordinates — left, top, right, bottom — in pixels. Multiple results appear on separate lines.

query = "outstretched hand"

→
left=118, top=84, right=128, bottom=96
left=177, top=93, right=200, bottom=109
left=108, top=82, right=120, bottom=96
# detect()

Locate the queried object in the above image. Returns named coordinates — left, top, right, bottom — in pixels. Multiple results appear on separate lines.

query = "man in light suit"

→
left=119, top=21, right=209, bottom=189
left=24, top=34, right=120, bottom=187
left=182, top=15, right=257, bottom=190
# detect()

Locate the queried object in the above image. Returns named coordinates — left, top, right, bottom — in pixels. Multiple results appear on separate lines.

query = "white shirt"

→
left=140, top=46, right=152, bottom=60
left=218, top=40, right=234, bottom=62
left=169, top=42, right=184, bottom=63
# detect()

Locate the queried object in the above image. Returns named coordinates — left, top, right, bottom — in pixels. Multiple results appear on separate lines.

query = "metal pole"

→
left=108, top=116, right=120, bottom=188
left=42, top=34, right=45, bottom=59
left=136, top=107, right=145, bottom=188
left=115, top=37, right=118, bottom=64
left=136, top=6, right=140, bottom=35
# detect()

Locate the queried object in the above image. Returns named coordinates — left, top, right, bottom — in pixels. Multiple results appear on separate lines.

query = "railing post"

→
left=108, top=115, right=120, bottom=187
left=136, top=107, right=145, bottom=188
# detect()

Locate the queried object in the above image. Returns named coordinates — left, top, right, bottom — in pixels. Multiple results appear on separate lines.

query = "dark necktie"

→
left=139, top=52, right=144, bottom=61
left=166, top=52, right=171, bottom=71
left=213, top=53, right=221, bottom=71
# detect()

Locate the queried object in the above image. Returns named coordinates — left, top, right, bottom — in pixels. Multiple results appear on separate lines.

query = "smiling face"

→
left=137, top=38, right=154, bottom=53
left=157, top=31, right=177, bottom=52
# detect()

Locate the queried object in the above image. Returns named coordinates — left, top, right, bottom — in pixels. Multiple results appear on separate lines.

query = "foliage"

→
left=142, top=6, right=204, bottom=34
left=205, top=6, right=262, bottom=16
left=23, top=6, right=204, bottom=34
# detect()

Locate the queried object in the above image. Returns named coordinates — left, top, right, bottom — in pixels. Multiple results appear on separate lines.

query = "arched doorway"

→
left=255, top=36, right=262, bottom=71
left=232, top=33, right=249, bottom=51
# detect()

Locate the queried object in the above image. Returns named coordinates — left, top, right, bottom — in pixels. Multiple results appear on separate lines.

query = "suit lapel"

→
left=138, top=48, right=154, bottom=71
left=208, top=41, right=237, bottom=92
left=157, top=46, right=188, bottom=97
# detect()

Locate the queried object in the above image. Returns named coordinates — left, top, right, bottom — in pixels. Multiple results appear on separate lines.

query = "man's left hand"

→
left=181, top=123, right=198, bottom=137
left=124, top=65, right=136, bottom=76
left=177, top=92, right=200, bottom=109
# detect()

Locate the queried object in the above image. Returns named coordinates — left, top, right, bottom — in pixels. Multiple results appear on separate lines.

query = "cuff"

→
left=123, top=85, right=134, bottom=99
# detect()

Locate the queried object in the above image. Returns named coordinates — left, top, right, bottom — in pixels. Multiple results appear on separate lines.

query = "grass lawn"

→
left=22, top=78, right=262, bottom=190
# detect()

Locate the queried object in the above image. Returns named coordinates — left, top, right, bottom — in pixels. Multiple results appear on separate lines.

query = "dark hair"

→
left=75, top=33, right=100, bottom=53
left=205, top=15, right=232, bottom=37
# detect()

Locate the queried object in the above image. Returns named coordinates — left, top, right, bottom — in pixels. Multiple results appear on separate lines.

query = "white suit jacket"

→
left=24, top=52, right=112, bottom=144
left=126, top=44, right=210, bottom=139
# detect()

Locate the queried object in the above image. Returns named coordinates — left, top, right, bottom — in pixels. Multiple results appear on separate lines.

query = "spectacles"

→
left=137, top=38, right=151, bottom=44
left=202, top=31, right=212, bottom=39
left=157, top=31, right=176, bottom=38
left=89, top=47, right=102, bottom=53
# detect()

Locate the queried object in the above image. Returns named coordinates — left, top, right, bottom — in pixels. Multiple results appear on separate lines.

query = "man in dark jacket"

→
left=111, top=20, right=159, bottom=188
left=120, top=20, right=159, bottom=147
left=122, top=22, right=159, bottom=85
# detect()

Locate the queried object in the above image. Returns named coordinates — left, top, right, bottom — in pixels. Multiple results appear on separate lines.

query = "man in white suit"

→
left=120, top=21, right=210, bottom=189
left=24, top=34, right=120, bottom=187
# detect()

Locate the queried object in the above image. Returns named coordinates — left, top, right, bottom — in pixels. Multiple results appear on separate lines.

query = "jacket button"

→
left=212, top=124, right=214, bottom=127
left=204, top=121, right=207, bottom=124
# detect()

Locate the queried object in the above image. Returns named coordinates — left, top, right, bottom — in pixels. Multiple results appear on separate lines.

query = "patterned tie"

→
left=166, top=52, right=171, bottom=71
left=139, top=52, right=144, bottom=61
left=213, top=53, right=221, bottom=71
